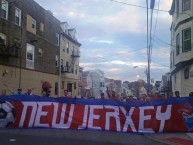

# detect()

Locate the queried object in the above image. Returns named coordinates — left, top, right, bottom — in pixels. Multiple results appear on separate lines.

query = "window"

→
left=176, top=0, right=179, bottom=18
left=71, top=67, right=74, bottom=74
left=55, top=82, right=58, bottom=95
left=67, top=83, right=72, bottom=93
left=26, top=43, right=35, bottom=69
left=32, top=18, right=36, bottom=29
left=15, top=7, right=21, bottom=26
left=184, top=68, right=189, bottom=79
left=0, top=33, right=6, bottom=44
left=61, top=81, right=64, bottom=89
left=55, top=55, right=58, bottom=67
left=66, top=42, right=69, bottom=53
left=74, top=82, right=76, bottom=89
left=66, top=61, right=69, bottom=71
left=173, top=51, right=175, bottom=66
left=39, top=48, right=43, bottom=57
left=40, top=22, right=44, bottom=32
left=176, top=33, right=180, bottom=55
left=182, top=28, right=191, bottom=52
left=26, top=15, right=36, bottom=34
left=75, top=65, right=78, bottom=74
left=61, top=59, right=63, bottom=66
left=56, top=33, right=59, bottom=46
left=182, top=0, right=190, bottom=12
left=170, top=52, right=172, bottom=69
left=1, top=0, right=8, bottom=19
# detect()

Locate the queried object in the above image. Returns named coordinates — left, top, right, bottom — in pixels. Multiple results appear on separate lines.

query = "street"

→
left=0, top=129, right=166, bottom=145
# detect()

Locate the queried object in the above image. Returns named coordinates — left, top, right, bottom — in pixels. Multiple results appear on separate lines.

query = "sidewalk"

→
left=146, top=133, right=193, bottom=145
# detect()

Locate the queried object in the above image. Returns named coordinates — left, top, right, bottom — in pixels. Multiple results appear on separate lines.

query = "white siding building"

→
left=82, top=69, right=105, bottom=98
left=170, top=0, right=193, bottom=96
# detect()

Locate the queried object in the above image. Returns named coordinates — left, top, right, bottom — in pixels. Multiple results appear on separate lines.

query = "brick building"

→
left=0, top=0, right=81, bottom=97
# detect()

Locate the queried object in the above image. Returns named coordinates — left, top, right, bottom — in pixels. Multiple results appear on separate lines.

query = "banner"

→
left=0, top=95, right=193, bottom=133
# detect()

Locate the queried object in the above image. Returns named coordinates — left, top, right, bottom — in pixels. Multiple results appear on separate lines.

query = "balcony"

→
left=0, top=42, right=19, bottom=58
left=61, top=65, right=72, bottom=73
left=71, top=50, right=80, bottom=57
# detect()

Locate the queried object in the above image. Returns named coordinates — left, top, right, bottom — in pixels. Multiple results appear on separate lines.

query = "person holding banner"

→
left=26, top=88, right=33, bottom=95
left=106, top=87, right=119, bottom=100
left=100, top=92, right=105, bottom=99
left=189, top=92, right=193, bottom=97
left=175, top=91, right=180, bottom=97
left=62, top=90, right=71, bottom=98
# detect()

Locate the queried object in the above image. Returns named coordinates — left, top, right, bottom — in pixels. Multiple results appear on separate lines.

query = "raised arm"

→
left=106, top=86, right=111, bottom=98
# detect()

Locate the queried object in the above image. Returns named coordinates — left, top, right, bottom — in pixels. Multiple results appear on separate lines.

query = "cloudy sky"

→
left=34, top=0, right=172, bottom=82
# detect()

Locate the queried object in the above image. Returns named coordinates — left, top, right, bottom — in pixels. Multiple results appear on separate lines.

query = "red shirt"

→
left=108, top=96, right=119, bottom=100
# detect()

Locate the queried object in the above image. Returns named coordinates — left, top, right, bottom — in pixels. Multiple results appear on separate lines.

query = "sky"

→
left=34, top=0, right=173, bottom=82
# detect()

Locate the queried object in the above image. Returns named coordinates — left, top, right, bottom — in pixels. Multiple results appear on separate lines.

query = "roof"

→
left=169, top=0, right=175, bottom=15
left=82, top=71, right=90, bottom=78
left=171, top=58, right=193, bottom=75
left=114, top=80, right=122, bottom=87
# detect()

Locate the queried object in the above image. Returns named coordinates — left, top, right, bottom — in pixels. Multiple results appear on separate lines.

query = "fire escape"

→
left=61, top=49, right=80, bottom=74
left=0, top=37, right=20, bottom=78
left=0, top=37, right=19, bottom=59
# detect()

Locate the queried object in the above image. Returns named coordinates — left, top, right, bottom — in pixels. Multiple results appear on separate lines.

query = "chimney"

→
left=60, top=22, right=69, bottom=34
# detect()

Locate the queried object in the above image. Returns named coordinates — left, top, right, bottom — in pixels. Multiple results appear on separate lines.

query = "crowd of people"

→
left=1, top=86, right=193, bottom=103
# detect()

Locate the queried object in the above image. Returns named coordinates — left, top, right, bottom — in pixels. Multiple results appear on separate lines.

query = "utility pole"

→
left=146, top=0, right=149, bottom=93
left=19, top=0, right=24, bottom=89
left=146, top=0, right=155, bottom=93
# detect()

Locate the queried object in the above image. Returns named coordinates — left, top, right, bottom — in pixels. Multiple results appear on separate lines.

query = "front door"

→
left=67, top=83, right=72, bottom=96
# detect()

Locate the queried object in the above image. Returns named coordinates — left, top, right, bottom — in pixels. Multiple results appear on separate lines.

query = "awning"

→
left=42, top=81, right=52, bottom=89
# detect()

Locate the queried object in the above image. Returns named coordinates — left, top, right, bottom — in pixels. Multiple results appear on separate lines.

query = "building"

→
left=60, top=22, right=81, bottom=97
left=0, top=0, right=81, bottom=97
left=170, top=0, right=193, bottom=96
left=81, top=71, right=92, bottom=98
left=80, top=69, right=105, bottom=98
left=78, top=66, right=84, bottom=97
left=121, top=81, right=132, bottom=98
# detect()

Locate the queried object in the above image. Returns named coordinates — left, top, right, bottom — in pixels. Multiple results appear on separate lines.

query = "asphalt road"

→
left=0, top=129, right=166, bottom=145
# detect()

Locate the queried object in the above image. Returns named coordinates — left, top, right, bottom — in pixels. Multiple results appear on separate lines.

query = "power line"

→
left=109, top=0, right=191, bottom=16
left=151, top=60, right=170, bottom=68
left=110, top=0, right=166, bottom=12
left=152, top=35, right=178, bottom=49
left=80, top=47, right=146, bottom=61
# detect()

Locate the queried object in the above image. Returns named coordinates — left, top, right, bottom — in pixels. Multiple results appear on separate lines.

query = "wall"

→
left=0, top=64, right=58, bottom=97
